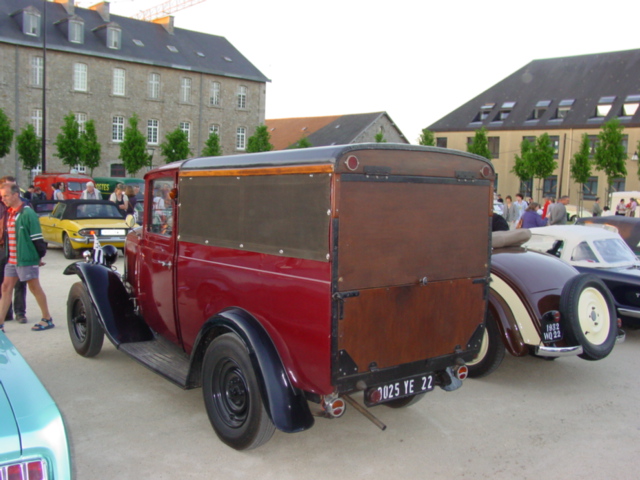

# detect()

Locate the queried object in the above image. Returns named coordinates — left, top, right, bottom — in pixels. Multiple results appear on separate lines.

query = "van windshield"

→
left=67, top=181, right=86, bottom=192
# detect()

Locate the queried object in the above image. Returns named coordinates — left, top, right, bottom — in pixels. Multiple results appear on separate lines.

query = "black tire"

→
left=63, top=234, right=78, bottom=259
left=560, top=273, right=617, bottom=361
left=202, top=334, right=275, bottom=450
left=384, top=393, right=426, bottom=409
left=467, top=310, right=506, bottom=378
left=67, top=282, right=104, bottom=357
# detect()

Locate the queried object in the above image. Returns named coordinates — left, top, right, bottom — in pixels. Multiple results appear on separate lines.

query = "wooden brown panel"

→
left=336, top=179, right=490, bottom=291
left=338, top=279, right=485, bottom=370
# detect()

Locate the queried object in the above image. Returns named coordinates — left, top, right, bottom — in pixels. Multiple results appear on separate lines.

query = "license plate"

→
left=542, top=321, right=563, bottom=342
left=101, top=229, right=125, bottom=236
left=365, top=373, right=434, bottom=406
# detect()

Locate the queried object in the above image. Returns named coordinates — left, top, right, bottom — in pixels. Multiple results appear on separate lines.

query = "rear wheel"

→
left=67, top=282, right=104, bottom=357
left=202, top=334, right=275, bottom=450
left=467, top=311, right=506, bottom=378
left=560, top=274, right=617, bottom=361
left=63, top=234, right=78, bottom=259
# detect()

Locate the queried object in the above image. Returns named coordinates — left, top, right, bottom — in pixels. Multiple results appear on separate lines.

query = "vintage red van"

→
left=34, top=172, right=94, bottom=200
left=64, top=144, right=494, bottom=450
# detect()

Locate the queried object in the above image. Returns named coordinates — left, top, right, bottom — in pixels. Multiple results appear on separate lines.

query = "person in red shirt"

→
left=541, top=196, right=554, bottom=220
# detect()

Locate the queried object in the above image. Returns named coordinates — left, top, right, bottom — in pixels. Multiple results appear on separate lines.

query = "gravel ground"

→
left=5, top=246, right=640, bottom=479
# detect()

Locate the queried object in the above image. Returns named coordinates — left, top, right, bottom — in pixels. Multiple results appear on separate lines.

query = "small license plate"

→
left=365, top=374, right=434, bottom=406
left=542, top=321, right=563, bottom=342
left=101, top=229, right=125, bottom=236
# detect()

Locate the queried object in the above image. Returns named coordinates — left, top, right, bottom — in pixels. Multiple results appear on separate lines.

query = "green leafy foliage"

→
left=570, top=133, right=592, bottom=185
left=16, top=124, right=41, bottom=170
left=289, top=136, right=312, bottom=149
left=511, top=138, right=534, bottom=182
left=418, top=128, right=435, bottom=146
left=119, top=114, right=150, bottom=175
left=594, top=118, right=627, bottom=198
left=201, top=131, right=222, bottom=157
left=79, top=119, right=101, bottom=175
left=246, top=125, right=274, bottom=153
left=374, top=132, right=387, bottom=143
left=0, top=107, right=14, bottom=159
left=467, top=127, right=492, bottom=160
left=530, top=133, right=557, bottom=180
left=54, top=113, right=81, bottom=168
left=160, top=127, right=192, bottom=164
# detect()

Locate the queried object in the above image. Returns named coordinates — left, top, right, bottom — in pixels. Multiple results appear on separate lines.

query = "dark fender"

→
left=64, top=262, right=154, bottom=345
left=189, top=308, right=314, bottom=434
left=487, top=289, right=528, bottom=357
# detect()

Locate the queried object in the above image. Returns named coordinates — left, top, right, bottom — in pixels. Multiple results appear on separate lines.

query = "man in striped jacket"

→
left=0, top=183, right=52, bottom=333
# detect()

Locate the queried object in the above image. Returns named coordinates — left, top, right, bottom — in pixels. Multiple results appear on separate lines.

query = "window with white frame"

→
left=112, top=116, right=124, bottom=142
left=75, top=112, right=87, bottom=133
left=73, top=164, right=87, bottom=174
left=24, top=11, right=40, bottom=36
left=107, top=26, right=121, bottom=49
left=69, top=20, right=84, bottom=43
left=236, top=127, right=246, bottom=150
left=31, top=56, right=43, bottom=87
left=237, top=86, right=247, bottom=109
left=622, top=94, right=640, bottom=117
left=73, top=63, right=88, bottom=92
left=180, top=122, right=191, bottom=142
left=209, top=124, right=220, bottom=137
left=148, top=73, right=160, bottom=99
left=31, top=109, right=43, bottom=137
left=596, top=96, right=615, bottom=117
left=180, top=78, right=192, bottom=103
left=113, top=68, right=125, bottom=96
left=147, top=119, right=159, bottom=144
left=210, top=81, right=221, bottom=106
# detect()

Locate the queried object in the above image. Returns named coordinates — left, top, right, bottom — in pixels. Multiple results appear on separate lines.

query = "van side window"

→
left=148, top=177, right=173, bottom=236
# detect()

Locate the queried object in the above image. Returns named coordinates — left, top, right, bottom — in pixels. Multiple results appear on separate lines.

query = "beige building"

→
left=428, top=49, right=640, bottom=209
left=0, top=0, right=269, bottom=183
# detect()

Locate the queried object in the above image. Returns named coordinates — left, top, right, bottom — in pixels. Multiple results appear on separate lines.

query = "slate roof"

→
left=266, top=112, right=407, bottom=150
left=428, top=48, right=640, bottom=132
left=0, top=0, right=269, bottom=83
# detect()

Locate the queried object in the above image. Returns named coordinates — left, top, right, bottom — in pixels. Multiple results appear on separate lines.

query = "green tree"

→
left=54, top=112, right=81, bottom=169
left=289, top=136, right=312, bottom=149
left=160, top=127, right=192, bottom=163
left=467, top=127, right=492, bottom=160
left=570, top=133, right=592, bottom=213
left=16, top=124, right=41, bottom=171
left=201, top=131, right=222, bottom=157
left=529, top=133, right=558, bottom=202
left=79, top=119, right=101, bottom=175
left=246, top=125, right=273, bottom=153
left=0, top=107, right=14, bottom=159
left=594, top=118, right=627, bottom=200
left=511, top=138, right=534, bottom=194
left=374, top=132, right=387, bottom=143
left=119, top=114, right=149, bottom=175
left=418, top=128, right=435, bottom=146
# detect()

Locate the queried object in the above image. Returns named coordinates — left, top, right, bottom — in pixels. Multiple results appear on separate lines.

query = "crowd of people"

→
left=494, top=193, right=572, bottom=229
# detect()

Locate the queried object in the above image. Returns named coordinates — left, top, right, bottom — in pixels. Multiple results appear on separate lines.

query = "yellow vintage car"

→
left=39, top=200, right=130, bottom=259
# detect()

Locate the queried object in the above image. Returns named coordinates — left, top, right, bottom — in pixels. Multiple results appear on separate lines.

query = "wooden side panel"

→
left=338, top=279, right=485, bottom=369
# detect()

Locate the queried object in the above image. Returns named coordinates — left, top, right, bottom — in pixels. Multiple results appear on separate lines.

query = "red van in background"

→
left=33, top=173, right=94, bottom=200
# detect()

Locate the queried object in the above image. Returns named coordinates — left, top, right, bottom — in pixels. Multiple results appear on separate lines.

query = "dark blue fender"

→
left=64, top=262, right=154, bottom=344
left=190, top=308, right=314, bottom=434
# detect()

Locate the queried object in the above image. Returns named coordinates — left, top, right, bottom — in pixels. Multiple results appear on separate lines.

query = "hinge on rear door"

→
left=332, top=290, right=360, bottom=320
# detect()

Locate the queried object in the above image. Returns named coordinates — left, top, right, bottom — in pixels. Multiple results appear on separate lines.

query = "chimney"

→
left=90, top=2, right=110, bottom=22
left=153, top=15, right=174, bottom=35
left=53, top=0, right=74, bottom=15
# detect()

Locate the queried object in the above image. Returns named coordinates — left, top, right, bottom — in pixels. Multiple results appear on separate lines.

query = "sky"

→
left=92, top=0, right=640, bottom=144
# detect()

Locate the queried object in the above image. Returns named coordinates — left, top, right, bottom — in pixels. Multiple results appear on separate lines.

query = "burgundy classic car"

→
left=64, top=144, right=494, bottom=449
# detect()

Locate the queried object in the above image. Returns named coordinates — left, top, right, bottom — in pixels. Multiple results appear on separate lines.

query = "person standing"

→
left=541, top=196, right=554, bottom=220
left=630, top=198, right=638, bottom=217
left=503, top=195, right=518, bottom=229
left=513, top=193, right=528, bottom=221
left=81, top=182, right=102, bottom=200
left=0, top=183, right=53, bottom=333
left=109, top=183, right=129, bottom=217
left=31, top=186, right=47, bottom=201
left=616, top=199, right=626, bottom=216
left=549, top=195, right=570, bottom=225
left=52, top=182, right=65, bottom=200
left=592, top=197, right=603, bottom=217
left=521, top=203, right=548, bottom=228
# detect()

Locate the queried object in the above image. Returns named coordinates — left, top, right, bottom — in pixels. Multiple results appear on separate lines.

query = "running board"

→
left=119, top=336, right=191, bottom=389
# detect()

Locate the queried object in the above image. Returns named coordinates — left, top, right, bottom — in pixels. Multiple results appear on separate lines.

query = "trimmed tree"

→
left=467, top=127, right=492, bottom=160
left=54, top=112, right=81, bottom=170
left=160, top=127, right=192, bottom=163
left=201, top=131, right=222, bottom=157
left=0, top=107, right=14, bottom=160
left=79, top=119, right=101, bottom=175
left=594, top=118, right=627, bottom=201
left=570, top=133, right=592, bottom=213
left=119, top=114, right=149, bottom=175
left=511, top=138, right=534, bottom=195
left=418, top=128, right=435, bottom=146
left=530, top=133, right=557, bottom=202
left=289, top=136, right=312, bottom=149
left=246, top=125, right=273, bottom=153
left=16, top=124, right=42, bottom=171
left=374, top=132, right=387, bottom=143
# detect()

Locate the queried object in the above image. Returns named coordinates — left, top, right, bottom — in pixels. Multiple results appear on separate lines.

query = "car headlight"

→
left=78, top=229, right=99, bottom=237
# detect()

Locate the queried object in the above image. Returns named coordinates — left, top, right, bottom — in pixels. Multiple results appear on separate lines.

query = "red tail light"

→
left=2, top=459, right=46, bottom=480
left=455, top=365, right=469, bottom=380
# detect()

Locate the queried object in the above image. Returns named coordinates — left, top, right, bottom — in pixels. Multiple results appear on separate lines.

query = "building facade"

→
left=428, top=49, right=640, bottom=208
left=0, top=0, right=269, bottom=183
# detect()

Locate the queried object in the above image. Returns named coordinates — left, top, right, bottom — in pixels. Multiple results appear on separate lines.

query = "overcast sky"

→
left=98, top=0, right=640, bottom=143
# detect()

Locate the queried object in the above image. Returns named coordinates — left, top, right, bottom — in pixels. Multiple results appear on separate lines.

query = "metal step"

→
left=119, top=336, right=191, bottom=389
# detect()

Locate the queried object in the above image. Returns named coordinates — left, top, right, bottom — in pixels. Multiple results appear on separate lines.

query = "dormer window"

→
left=496, top=101, right=515, bottom=121
left=555, top=99, right=574, bottom=119
left=530, top=100, right=551, bottom=120
left=69, top=19, right=84, bottom=43
left=622, top=94, right=640, bottom=117
left=473, top=103, right=494, bottom=122
left=24, top=10, right=41, bottom=36
left=107, top=26, right=121, bottom=49
left=596, top=96, right=615, bottom=117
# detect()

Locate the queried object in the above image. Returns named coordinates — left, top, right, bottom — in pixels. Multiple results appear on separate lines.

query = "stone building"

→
left=428, top=48, right=640, bottom=208
left=0, top=0, right=269, bottom=183
left=265, top=112, right=408, bottom=150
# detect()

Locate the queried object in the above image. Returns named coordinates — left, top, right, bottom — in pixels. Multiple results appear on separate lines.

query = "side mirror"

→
left=125, top=214, right=136, bottom=228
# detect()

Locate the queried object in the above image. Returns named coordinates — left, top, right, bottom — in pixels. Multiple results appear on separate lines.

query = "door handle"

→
left=153, top=259, right=172, bottom=268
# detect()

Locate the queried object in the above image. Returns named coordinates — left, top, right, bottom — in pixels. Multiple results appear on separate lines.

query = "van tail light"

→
left=321, top=395, right=346, bottom=418
left=2, top=459, right=47, bottom=480
left=454, top=365, right=469, bottom=380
